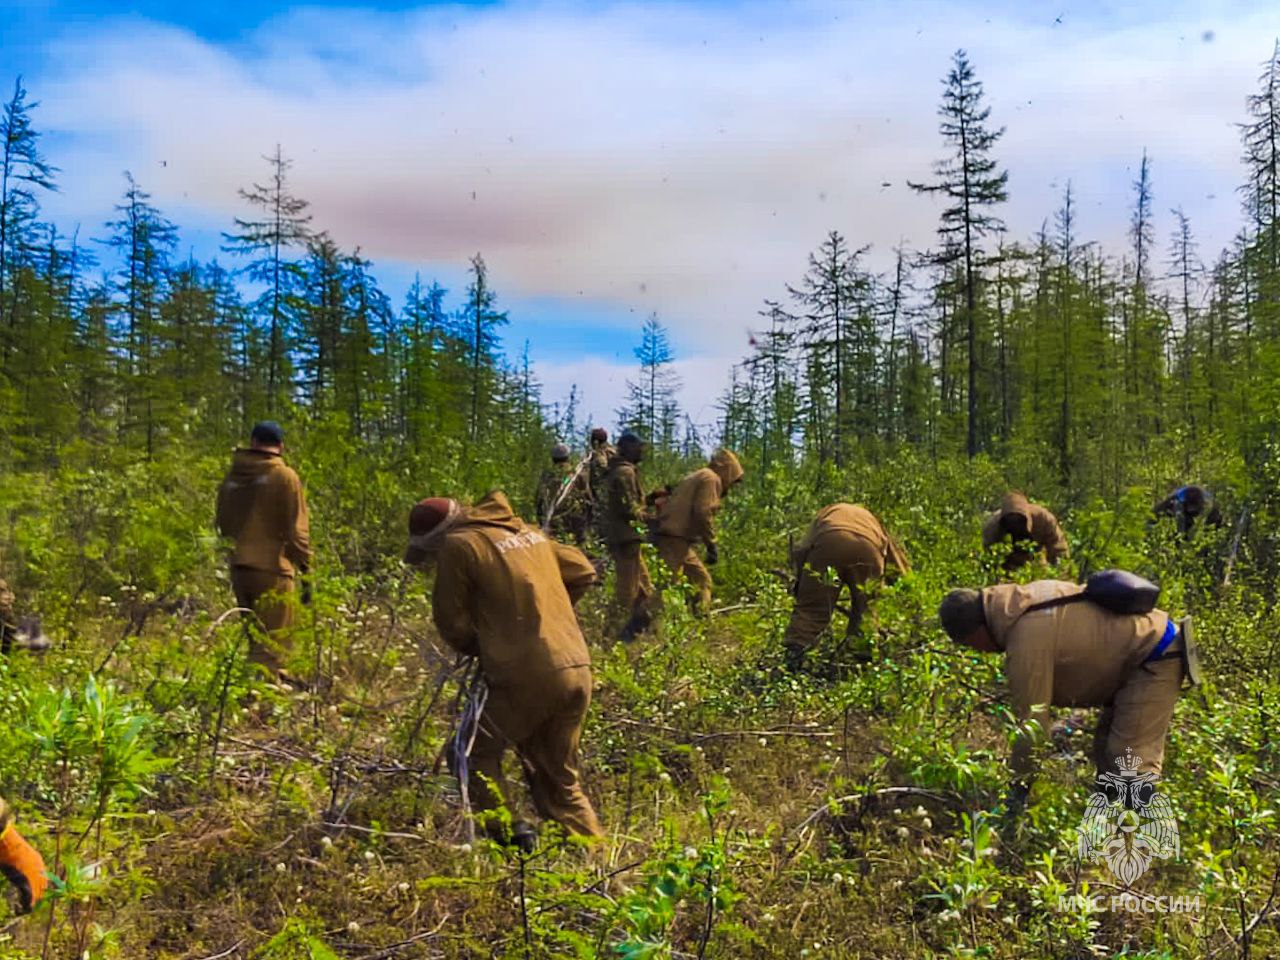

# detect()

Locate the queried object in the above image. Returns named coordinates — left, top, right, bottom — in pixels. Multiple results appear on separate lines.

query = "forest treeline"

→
left=0, top=106, right=555, bottom=478
left=718, top=44, right=1280, bottom=503
left=5, top=45, right=1280, bottom=506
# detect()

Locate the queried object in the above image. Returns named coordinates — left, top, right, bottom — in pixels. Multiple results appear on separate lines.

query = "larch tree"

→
left=105, top=172, right=177, bottom=458
left=463, top=253, right=508, bottom=443
left=788, top=231, right=871, bottom=467
left=0, top=76, right=57, bottom=349
left=224, top=145, right=311, bottom=412
left=910, top=49, right=1008, bottom=459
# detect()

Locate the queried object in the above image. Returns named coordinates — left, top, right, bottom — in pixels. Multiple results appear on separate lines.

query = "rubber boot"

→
left=511, top=820, right=538, bottom=855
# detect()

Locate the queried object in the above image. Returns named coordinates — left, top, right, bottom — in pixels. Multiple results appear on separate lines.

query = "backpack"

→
left=1025, top=569, right=1160, bottom=617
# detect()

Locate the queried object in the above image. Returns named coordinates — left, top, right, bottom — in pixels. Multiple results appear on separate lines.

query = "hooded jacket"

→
left=981, top=492, right=1069, bottom=566
left=794, top=504, right=911, bottom=578
left=656, top=450, right=744, bottom=545
left=981, top=580, right=1169, bottom=774
left=215, top=449, right=312, bottom=576
left=432, top=491, right=597, bottom=694
left=601, top=453, right=647, bottom=546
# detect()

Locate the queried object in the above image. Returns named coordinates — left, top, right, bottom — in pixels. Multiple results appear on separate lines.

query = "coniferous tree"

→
left=621, top=313, right=681, bottom=448
left=910, top=49, right=1008, bottom=458
left=105, top=173, right=177, bottom=457
left=462, top=253, right=508, bottom=443
left=0, top=76, right=57, bottom=340
left=788, top=231, right=872, bottom=466
left=224, top=146, right=311, bottom=412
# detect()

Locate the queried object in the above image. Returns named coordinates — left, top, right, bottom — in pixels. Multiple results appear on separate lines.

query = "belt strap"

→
left=1146, top=617, right=1177, bottom=662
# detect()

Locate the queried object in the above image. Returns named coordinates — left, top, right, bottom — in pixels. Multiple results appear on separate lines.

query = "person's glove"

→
left=705, top=542, right=719, bottom=566
left=300, top=578, right=313, bottom=607
left=0, top=824, right=47, bottom=914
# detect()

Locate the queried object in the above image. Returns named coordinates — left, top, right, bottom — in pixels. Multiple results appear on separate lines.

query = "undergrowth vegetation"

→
left=0, top=436, right=1275, bottom=959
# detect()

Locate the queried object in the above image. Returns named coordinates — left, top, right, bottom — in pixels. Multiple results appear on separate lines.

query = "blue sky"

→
left=2, top=0, right=1276, bottom=429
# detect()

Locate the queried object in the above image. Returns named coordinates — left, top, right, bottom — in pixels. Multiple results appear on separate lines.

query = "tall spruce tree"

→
left=621, top=313, right=681, bottom=448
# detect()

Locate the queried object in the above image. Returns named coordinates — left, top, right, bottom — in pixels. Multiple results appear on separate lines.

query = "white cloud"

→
left=29, top=0, right=1278, bottom=370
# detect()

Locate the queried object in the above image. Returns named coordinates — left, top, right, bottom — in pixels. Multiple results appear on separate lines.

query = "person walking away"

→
left=600, top=432, right=656, bottom=641
left=215, top=421, right=313, bottom=686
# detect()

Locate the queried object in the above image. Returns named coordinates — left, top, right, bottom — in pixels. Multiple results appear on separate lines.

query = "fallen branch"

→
left=351, top=914, right=451, bottom=959
left=192, top=940, right=245, bottom=960
left=603, top=715, right=836, bottom=742
left=315, top=821, right=435, bottom=844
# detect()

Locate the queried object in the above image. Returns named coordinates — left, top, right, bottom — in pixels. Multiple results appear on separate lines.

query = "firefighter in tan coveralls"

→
left=654, top=450, right=744, bottom=612
left=404, top=491, right=603, bottom=848
left=782, top=504, right=910, bottom=671
left=0, top=797, right=47, bottom=914
left=939, top=580, right=1186, bottom=805
left=215, top=421, right=313, bottom=683
left=601, top=432, right=656, bottom=641
left=982, top=492, right=1070, bottom=573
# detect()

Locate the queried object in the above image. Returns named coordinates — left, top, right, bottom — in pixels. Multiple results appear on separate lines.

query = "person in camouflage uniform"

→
left=0, top=797, right=47, bottom=914
left=536, top=443, right=592, bottom=545
left=586, top=427, right=614, bottom=534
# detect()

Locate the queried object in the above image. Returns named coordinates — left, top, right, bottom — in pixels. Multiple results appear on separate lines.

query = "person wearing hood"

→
left=0, top=798, right=47, bottom=915
left=215, top=421, right=312, bottom=683
left=535, top=442, right=592, bottom=545
left=601, top=432, right=656, bottom=641
left=783, top=504, right=911, bottom=671
left=655, top=449, right=744, bottom=612
left=938, top=581, right=1186, bottom=803
left=981, top=492, right=1069, bottom=573
left=404, top=491, right=603, bottom=847
left=1153, top=484, right=1224, bottom=535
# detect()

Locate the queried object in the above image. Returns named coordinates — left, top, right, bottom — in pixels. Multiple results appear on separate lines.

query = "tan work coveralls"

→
left=600, top=454, right=655, bottom=623
left=784, top=504, right=910, bottom=650
left=655, top=450, right=744, bottom=610
left=433, top=491, right=604, bottom=838
left=981, top=492, right=1070, bottom=572
left=215, top=449, right=312, bottom=672
left=982, top=580, right=1183, bottom=782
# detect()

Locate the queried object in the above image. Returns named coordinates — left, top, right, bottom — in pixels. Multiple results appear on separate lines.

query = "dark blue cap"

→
left=251, top=420, right=285, bottom=446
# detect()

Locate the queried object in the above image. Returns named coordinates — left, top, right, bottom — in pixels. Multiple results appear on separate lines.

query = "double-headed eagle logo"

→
left=1078, top=749, right=1180, bottom=887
